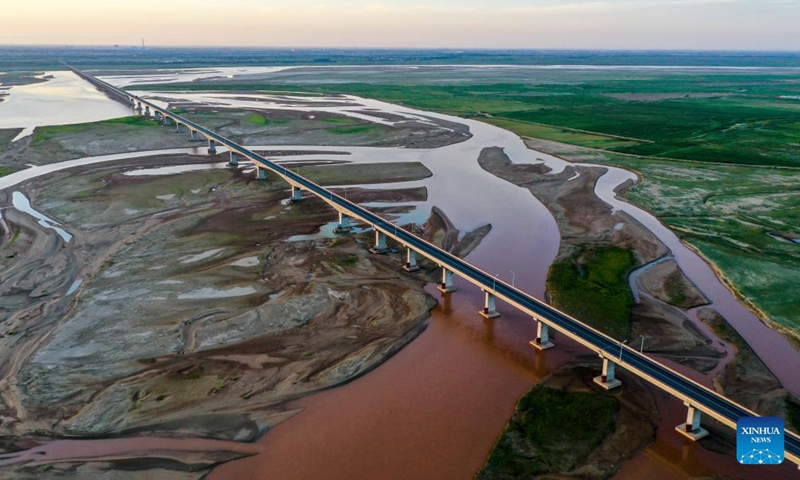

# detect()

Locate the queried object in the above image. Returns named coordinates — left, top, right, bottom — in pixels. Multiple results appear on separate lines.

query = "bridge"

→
left=69, top=67, right=800, bottom=469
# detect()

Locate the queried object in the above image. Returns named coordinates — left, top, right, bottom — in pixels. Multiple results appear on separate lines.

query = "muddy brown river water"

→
left=2, top=69, right=799, bottom=478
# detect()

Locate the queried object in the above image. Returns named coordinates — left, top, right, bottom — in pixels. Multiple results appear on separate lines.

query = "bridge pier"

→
left=370, top=230, right=390, bottom=254
left=530, top=318, right=554, bottom=350
left=437, top=268, right=456, bottom=293
left=163, top=116, right=173, bottom=126
left=190, top=130, right=201, bottom=142
left=675, top=403, right=709, bottom=441
left=144, top=106, right=151, bottom=118
left=593, top=356, right=622, bottom=390
left=479, top=291, right=501, bottom=319
left=176, top=123, right=184, bottom=133
left=154, top=111, right=162, bottom=122
left=290, top=185, right=302, bottom=203
left=256, top=166, right=267, bottom=180
left=404, top=248, right=420, bottom=272
left=208, top=139, right=217, bottom=154
left=229, top=152, right=239, bottom=167
left=334, top=212, right=353, bottom=234
left=136, top=102, right=142, bottom=113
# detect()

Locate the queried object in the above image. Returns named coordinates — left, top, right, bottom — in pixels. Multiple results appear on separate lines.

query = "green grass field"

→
left=244, top=113, right=269, bottom=125
left=325, top=124, right=381, bottom=135
left=135, top=72, right=800, bottom=167
left=547, top=247, right=635, bottom=340
left=32, top=116, right=159, bottom=145
left=478, top=386, right=618, bottom=479
left=482, top=117, right=642, bottom=150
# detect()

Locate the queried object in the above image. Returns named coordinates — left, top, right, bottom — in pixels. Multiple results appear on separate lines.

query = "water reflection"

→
left=0, top=71, right=131, bottom=141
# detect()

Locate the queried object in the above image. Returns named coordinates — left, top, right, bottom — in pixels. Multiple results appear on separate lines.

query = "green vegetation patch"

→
left=101, top=116, right=161, bottom=127
left=478, top=387, right=618, bottom=479
left=547, top=247, right=635, bottom=340
left=325, top=124, right=381, bottom=135
left=244, top=113, right=269, bottom=125
left=323, top=117, right=359, bottom=124
left=6, top=230, right=21, bottom=249
left=32, top=116, right=159, bottom=145
left=483, top=117, right=641, bottom=150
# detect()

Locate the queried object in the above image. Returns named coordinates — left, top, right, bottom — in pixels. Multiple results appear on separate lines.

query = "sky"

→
left=2, top=0, right=799, bottom=50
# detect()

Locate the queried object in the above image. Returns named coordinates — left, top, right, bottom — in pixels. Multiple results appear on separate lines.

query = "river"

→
left=1, top=68, right=798, bottom=478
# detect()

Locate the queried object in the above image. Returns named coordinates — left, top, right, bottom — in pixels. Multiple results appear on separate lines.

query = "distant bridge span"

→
left=69, top=66, right=800, bottom=469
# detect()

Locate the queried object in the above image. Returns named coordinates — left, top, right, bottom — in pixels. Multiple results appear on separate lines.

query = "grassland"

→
left=478, top=386, right=618, bottom=479
left=244, top=113, right=269, bottom=125
left=32, top=116, right=160, bottom=145
left=137, top=72, right=800, bottom=167
left=325, top=124, right=381, bottom=135
left=547, top=247, right=636, bottom=340
left=482, top=117, right=641, bottom=150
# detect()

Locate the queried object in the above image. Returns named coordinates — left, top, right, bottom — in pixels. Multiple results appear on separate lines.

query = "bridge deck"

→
left=69, top=67, right=800, bottom=468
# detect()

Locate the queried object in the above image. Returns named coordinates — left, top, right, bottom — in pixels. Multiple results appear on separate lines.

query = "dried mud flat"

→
left=5, top=105, right=469, bottom=173
left=0, top=156, right=450, bottom=477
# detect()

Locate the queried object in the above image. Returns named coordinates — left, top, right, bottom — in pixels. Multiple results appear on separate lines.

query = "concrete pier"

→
left=229, top=152, right=239, bottom=167
left=530, top=318, right=554, bottom=350
left=164, top=116, right=173, bottom=126
left=176, top=123, right=184, bottom=133
left=190, top=130, right=200, bottom=142
left=334, top=212, right=353, bottom=234
left=144, top=106, right=151, bottom=117
left=208, top=139, right=217, bottom=154
left=479, top=291, right=501, bottom=319
left=290, top=185, right=302, bottom=203
left=437, top=268, right=457, bottom=293
left=370, top=230, right=390, bottom=254
left=675, top=403, right=709, bottom=440
left=257, top=167, right=267, bottom=180
left=404, top=248, right=420, bottom=272
left=593, top=356, right=622, bottom=390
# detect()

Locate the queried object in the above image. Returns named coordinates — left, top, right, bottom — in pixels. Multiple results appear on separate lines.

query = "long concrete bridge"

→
left=69, top=67, right=800, bottom=469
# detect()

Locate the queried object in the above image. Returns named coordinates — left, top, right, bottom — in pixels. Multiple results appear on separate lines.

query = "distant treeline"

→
left=1, top=46, right=799, bottom=71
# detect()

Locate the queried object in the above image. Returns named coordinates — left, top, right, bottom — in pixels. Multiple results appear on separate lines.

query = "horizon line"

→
left=1, top=44, right=800, bottom=54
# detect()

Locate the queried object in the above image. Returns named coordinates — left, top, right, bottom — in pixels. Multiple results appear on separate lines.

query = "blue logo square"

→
left=737, top=417, right=784, bottom=465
